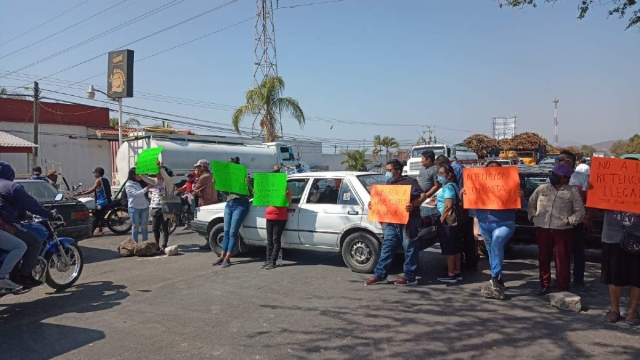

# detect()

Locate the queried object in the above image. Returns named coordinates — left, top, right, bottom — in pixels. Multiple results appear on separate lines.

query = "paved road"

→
left=1, top=231, right=639, bottom=359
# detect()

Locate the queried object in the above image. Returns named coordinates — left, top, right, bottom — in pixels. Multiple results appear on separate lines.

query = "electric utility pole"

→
left=32, top=81, right=40, bottom=168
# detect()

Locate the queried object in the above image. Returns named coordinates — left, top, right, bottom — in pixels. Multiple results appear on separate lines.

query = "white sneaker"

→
left=0, top=278, right=20, bottom=289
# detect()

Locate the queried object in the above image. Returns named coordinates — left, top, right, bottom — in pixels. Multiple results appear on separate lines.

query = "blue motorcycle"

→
left=0, top=193, right=84, bottom=297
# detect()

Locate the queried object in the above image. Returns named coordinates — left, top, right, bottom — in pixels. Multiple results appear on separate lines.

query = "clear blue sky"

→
left=1, top=0, right=638, bottom=151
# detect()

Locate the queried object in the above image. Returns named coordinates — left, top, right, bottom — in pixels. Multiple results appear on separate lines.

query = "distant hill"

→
left=591, top=140, right=619, bottom=151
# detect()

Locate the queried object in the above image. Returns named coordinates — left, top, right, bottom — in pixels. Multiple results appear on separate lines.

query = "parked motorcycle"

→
left=77, top=197, right=131, bottom=235
left=0, top=193, right=84, bottom=297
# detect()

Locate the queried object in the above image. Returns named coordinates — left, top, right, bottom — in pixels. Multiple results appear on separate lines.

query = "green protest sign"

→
left=210, top=161, right=249, bottom=195
left=135, top=147, right=164, bottom=174
left=253, top=173, right=289, bottom=207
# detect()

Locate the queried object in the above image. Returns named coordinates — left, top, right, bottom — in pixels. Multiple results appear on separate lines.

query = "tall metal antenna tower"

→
left=252, top=0, right=279, bottom=138
left=254, top=0, right=278, bottom=85
left=492, top=116, right=517, bottom=140
left=552, top=99, right=559, bottom=147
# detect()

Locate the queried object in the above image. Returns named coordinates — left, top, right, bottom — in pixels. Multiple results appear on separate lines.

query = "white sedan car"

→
left=191, top=171, right=438, bottom=273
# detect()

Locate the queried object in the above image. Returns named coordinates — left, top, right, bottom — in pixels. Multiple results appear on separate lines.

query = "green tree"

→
left=372, top=135, right=400, bottom=162
left=0, top=87, right=7, bottom=96
left=125, top=117, right=141, bottom=127
left=232, top=75, right=305, bottom=142
left=341, top=149, right=371, bottom=171
left=109, top=117, right=119, bottom=128
left=626, top=134, right=640, bottom=153
left=498, top=0, right=640, bottom=30
left=609, top=139, right=629, bottom=157
left=580, top=144, right=597, bottom=157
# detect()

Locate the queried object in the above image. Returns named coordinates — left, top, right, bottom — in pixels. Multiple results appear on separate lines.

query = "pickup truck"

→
left=192, top=171, right=439, bottom=273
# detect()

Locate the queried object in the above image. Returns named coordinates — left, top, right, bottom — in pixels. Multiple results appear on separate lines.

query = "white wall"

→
left=0, top=123, right=112, bottom=191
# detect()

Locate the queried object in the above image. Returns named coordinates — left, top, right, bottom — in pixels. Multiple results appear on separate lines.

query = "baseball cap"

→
left=193, top=159, right=210, bottom=168
left=32, top=166, right=42, bottom=175
left=230, top=156, right=240, bottom=163
left=273, top=165, right=281, bottom=172
left=551, top=164, right=572, bottom=178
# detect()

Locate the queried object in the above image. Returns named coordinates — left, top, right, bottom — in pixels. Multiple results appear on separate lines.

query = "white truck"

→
left=113, top=133, right=309, bottom=191
left=402, top=143, right=479, bottom=177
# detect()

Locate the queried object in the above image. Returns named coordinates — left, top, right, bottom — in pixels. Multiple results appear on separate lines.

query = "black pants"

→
left=93, top=207, right=108, bottom=232
left=151, top=208, right=169, bottom=247
left=461, top=218, right=477, bottom=268
left=266, top=219, right=287, bottom=264
left=9, top=223, right=41, bottom=276
left=572, top=224, right=586, bottom=285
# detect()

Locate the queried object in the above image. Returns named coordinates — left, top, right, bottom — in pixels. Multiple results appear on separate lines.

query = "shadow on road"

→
left=0, top=281, right=129, bottom=359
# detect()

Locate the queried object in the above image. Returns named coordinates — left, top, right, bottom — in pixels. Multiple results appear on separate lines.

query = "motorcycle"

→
left=0, top=193, right=84, bottom=297
left=77, top=197, right=131, bottom=235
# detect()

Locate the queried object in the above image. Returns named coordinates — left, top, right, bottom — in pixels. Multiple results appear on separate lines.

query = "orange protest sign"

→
left=462, top=166, right=521, bottom=210
left=367, top=185, right=410, bottom=224
left=586, top=157, right=640, bottom=213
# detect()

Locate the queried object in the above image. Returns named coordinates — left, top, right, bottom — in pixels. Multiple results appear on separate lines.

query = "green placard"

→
left=253, top=173, right=289, bottom=207
left=135, top=147, right=164, bottom=174
left=210, top=161, right=249, bottom=195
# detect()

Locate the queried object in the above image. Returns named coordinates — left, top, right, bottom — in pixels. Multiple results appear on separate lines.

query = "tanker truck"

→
left=113, top=133, right=309, bottom=191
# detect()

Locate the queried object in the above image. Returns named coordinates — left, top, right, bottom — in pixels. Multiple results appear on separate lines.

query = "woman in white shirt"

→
left=125, top=168, right=152, bottom=243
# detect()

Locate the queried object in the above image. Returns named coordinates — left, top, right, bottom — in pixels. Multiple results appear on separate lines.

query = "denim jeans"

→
left=129, top=207, right=149, bottom=243
left=221, top=199, right=250, bottom=254
left=478, top=220, right=515, bottom=278
left=373, top=223, right=421, bottom=282
left=0, top=229, right=27, bottom=278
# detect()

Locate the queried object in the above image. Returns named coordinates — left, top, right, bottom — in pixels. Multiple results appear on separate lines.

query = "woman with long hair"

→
left=140, top=163, right=176, bottom=251
left=125, top=167, right=152, bottom=243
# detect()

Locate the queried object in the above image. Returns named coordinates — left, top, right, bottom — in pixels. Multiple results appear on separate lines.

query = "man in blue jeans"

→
left=365, top=159, right=425, bottom=286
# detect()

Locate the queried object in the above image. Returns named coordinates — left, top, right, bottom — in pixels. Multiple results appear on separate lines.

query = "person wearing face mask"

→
left=435, top=164, right=464, bottom=283
left=364, top=159, right=425, bottom=286
left=528, top=163, right=586, bottom=295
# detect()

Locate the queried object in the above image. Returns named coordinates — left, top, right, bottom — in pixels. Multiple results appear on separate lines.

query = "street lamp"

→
left=87, top=85, right=123, bottom=146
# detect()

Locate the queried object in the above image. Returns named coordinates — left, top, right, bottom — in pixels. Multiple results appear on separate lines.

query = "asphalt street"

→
left=1, top=230, right=639, bottom=360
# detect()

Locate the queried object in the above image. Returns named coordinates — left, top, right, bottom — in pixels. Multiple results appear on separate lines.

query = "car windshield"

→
left=411, top=146, right=446, bottom=158
left=18, top=181, right=59, bottom=202
left=357, top=174, right=387, bottom=193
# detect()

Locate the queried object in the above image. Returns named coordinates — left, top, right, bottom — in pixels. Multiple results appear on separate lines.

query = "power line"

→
left=276, top=0, right=347, bottom=9
left=0, top=0, right=185, bottom=78
left=0, top=0, right=91, bottom=48
left=5, top=0, right=240, bottom=92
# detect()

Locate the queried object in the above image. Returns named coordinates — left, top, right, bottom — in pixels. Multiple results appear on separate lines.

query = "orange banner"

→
left=462, top=166, right=521, bottom=210
left=587, top=157, right=640, bottom=213
left=367, top=185, right=410, bottom=224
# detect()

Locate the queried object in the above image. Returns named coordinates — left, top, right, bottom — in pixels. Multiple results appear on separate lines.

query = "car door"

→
left=280, top=178, right=309, bottom=244
left=242, top=177, right=309, bottom=245
left=297, top=177, right=363, bottom=248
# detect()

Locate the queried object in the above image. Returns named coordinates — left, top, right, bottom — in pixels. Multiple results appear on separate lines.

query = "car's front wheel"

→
left=341, top=232, right=380, bottom=273
left=208, top=223, right=241, bottom=257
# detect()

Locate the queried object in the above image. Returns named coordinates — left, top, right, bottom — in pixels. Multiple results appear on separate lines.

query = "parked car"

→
left=15, top=180, right=93, bottom=241
left=192, top=172, right=439, bottom=273
left=511, top=168, right=604, bottom=249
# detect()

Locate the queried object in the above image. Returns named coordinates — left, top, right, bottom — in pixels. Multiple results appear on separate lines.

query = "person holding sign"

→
left=261, top=165, right=292, bottom=270
left=461, top=161, right=523, bottom=297
left=140, top=163, right=176, bottom=252
left=364, top=159, right=425, bottom=286
left=212, top=158, right=254, bottom=269
left=125, top=167, right=152, bottom=243
left=528, top=164, right=585, bottom=295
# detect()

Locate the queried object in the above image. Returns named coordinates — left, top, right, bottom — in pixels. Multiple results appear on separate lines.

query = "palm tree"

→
left=125, top=117, right=141, bottom=127
left=341, top=149, right=371, bottom=171
left=109, top=117, right=119, bottom=128
left=372, top=135, right=400, bottom=162
left=232, top=75, right=305, bottom=142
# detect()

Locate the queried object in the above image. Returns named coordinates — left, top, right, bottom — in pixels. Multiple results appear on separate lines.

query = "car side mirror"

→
left=54, top=193, right=63, bottom=202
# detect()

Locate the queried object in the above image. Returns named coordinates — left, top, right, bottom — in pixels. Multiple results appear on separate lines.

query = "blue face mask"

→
left=437, top=175, right=447, bottom=185
left=385, top=172, right=393, bottom=181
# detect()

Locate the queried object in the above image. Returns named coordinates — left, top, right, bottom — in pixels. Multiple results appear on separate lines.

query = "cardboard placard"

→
left=462, top=166, right=521, bottom=210
left=210, top=161, right=249, bottom=195
left=135, top=147, right=164, bottom=174
left=586, top=157, right=640, bottom=213
left=252, top=173, right=289, bottom=207
left=367, top=185, right=410, bottom=224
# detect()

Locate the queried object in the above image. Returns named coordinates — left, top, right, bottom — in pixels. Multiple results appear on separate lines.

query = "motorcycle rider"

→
left=0, top=162, right=56, bottom=288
